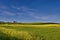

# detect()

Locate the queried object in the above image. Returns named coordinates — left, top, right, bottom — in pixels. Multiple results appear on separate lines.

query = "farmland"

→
left=0, top=23, right=60, bottom=40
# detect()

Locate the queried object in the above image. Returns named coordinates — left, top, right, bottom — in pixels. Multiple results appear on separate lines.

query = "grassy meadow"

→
left=0, top=23, right=60, bottom=40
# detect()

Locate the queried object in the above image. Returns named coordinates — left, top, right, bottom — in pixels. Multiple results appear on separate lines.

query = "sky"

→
left=0, top=0, right=60, bottom=22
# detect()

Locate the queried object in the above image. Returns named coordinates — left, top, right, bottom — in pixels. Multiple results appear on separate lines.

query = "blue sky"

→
left=0, top=0, right=60, bottom=22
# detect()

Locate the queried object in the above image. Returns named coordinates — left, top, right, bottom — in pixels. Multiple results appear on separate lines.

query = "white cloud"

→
left=0, top=4, right=9, bottom=10
left=11, top=5, right=37, bottom=12
left=27, top=10, right=60, bottom=21
left=3, top=11, right=16, bottom=16
left=0, top=5, right=60, bottom=22
left=0, top=5, right=16, bottom=16
left=11, top=5, right=21, bottom=10
left=10, top=5, right=60, bottom=21
left=0, top=10, right=16, bottom=16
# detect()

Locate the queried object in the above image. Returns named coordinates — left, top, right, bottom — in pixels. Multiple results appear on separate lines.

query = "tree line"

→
left=0, top=21, right=59, bottom=25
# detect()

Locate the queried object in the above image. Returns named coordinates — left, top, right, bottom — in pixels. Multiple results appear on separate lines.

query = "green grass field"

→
left=0, top=24, right=60, bottom=40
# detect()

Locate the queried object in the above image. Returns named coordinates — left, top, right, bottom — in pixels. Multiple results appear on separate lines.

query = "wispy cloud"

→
left=18, top=7, right=60, bottom=21
left=30, top=12, right=59, bottom=22
left=29, top=12, right=60, bottom=20
left=11, top=5, right=60, bottom=21
left=0, top=4, right=9, bottom=10
left=11, top=5, right=37, bottom=12
left=0, top=5, right=16, bottom=16
left=2, top=11, right=16, bottom=16
left=1, top=5, right=59, bottom=22
left=0, top=10, right=16, bottom=16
